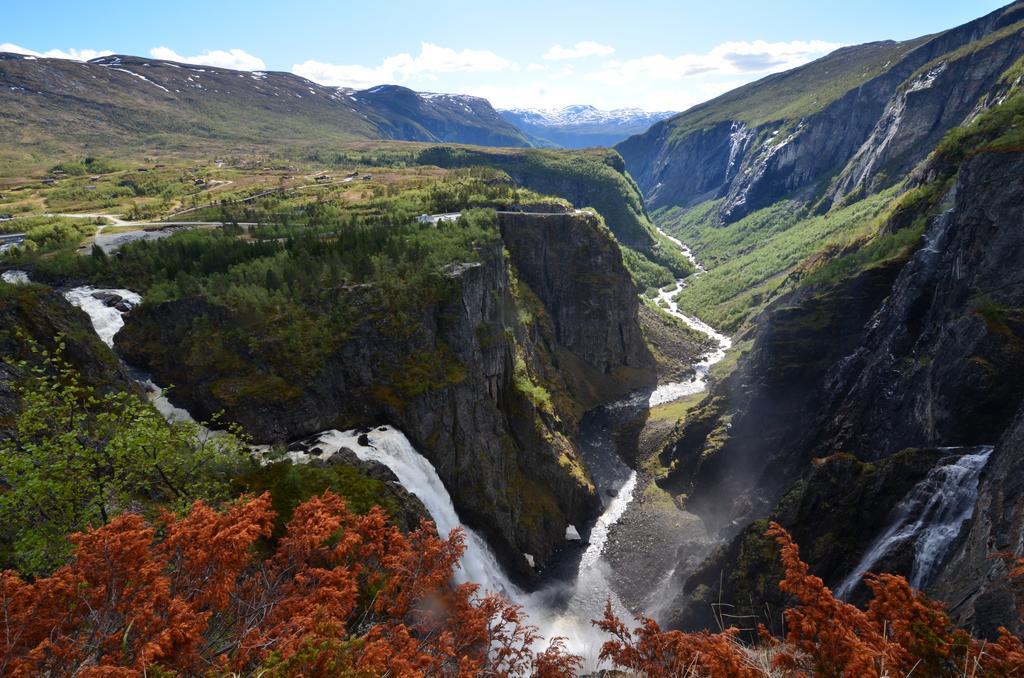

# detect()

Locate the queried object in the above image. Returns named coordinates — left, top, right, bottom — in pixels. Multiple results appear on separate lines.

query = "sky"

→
left=2, top=0, right=1011, bottom=112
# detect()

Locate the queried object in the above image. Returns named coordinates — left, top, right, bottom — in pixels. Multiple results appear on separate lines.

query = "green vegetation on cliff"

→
left=417, top=145, right=695, bottom=288
left=657, top=187, right=900, bottom=332
left=658, top=38, right=929, bottom=142
left=0, top=344, right=250, bottom=575
left=654, top=76, right=1024, bottom=334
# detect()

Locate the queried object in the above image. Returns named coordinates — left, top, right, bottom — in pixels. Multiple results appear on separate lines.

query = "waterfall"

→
left=834, top=446, right=993, bottom=599
left=63, top=286, right=142, bottom=347
left=57, top=225, right=724, bottom=666
left=291, top=427, right=521, bottom=597
left=2, top=270, right=30, bottom=285
left=64, top=286, right=205, bottom=431
left=289, top=426, right=639, bottom=666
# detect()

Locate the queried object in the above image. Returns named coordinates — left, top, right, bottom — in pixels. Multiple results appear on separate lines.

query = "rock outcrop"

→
left=668, top=449, right=947, bottom=633
left=657, top=253, right=907, bottom=532
left=498, top=210, right=655, bottom=405
left=0, top=282, right=134, bottom=434
left=816, top=151, right=1024, bottom=459
left=417, top=146, right=693, bottom=277
left=932, top=406, right=1024, bottom=639
left=117, top=210, right=656, bottom=579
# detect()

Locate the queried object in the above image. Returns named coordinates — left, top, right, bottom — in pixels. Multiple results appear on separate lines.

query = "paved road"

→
left=47, top=212, right=129, bottom=225
left=62, top=206, right=591, bottom=256
left=81, top=221, right=262, bottom=255
left=418, top=208, right=589, bottom=224
left=165, top=175, right=359, bottom=219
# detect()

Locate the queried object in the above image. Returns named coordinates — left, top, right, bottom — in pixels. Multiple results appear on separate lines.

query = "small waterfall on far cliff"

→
left=834, top=446, right=993, bottom=599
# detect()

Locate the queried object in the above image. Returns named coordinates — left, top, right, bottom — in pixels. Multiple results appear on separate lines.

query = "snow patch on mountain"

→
left=501, top=104, right=676, bottom=129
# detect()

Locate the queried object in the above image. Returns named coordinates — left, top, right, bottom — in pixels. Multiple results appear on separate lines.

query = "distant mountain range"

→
left=0, top=51, right=679, bottom=161
left=500, top=105, right=676, bottom=148
left=0, top=53, right=529, bottom=161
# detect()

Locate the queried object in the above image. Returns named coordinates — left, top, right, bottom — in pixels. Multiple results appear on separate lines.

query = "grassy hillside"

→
left=417, top=145, right=695, bottom=288
left=0, top=53, right=528, bottom=175
left=0, top=139, right=697, bottom=300
left=638, top=1, right=1023, bottom=144
left=657, top=188, right=900, bottom=332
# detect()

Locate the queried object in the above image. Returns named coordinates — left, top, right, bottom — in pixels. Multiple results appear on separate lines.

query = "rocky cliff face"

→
left=654, top=145, right=1024, bottom=629
left=117, top=211, right=655, bottom=579
left=415, top=146, right=692, bottom=278
left=828, top=28, right=1024, bottom=206
left=0, top=283, right=134, bottom=434
left=616, top=2, right=1024, bottom=222
left=668, top=449, right=946, bottom=633
left=932, top=406, right=1024, bottom=640
left=815, top=152, right=1024, bottom=459
left=657, top=254, right=907, bottom=531
left=498, top=210, right=656, bottom=405
left=610, top=1, right=1024, bottom=636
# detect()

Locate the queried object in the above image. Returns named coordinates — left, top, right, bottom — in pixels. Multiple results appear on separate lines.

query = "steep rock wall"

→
left=617, top=3, right=1024, bottom=222
left=932, top=406, right=1024, bottom=639
left=499, top=210, right=656, bottom=406
left=117, top=211, right=655, bottom=578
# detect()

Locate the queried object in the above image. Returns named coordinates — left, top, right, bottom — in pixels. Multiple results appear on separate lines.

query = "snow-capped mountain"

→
left=499, top=105, right=676, bottom=148
left=349, top=85, right=531, bottom=147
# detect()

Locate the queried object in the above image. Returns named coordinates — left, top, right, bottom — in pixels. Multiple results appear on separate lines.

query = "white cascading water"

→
left=289, top=426, right=638, bottom=663
left=64, top=286, right=202, bottom=428
left=63, top=286, right=142, bottom=347
left=834, top=446, right=994, bottom=599
left=2, top=270, right=30, bottom=285
left=290, top=427, right=520, bottom=597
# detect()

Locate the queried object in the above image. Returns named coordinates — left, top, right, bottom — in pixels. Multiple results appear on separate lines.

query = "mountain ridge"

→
left=617, top=0, right=1024, bottom=220
left=0, top=51, right=530, bottom=164
left=623, top=0, right=1024, bottom=639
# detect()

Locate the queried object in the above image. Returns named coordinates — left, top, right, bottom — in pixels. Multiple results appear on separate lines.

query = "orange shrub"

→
left=0, top=491, right=580, bottom=677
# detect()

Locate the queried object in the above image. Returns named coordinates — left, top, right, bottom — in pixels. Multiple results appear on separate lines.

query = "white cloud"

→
left=589, top=39, right=841, bottom=85
left=526, top=62, right=549, bottom=72
left=543, top=41, right=615, bottom=60
left=149, top=46, right=266, bottom=71
left=293, top=42, right=514, bottom=89
left=470, top=82, right=583, bottom=111
left=0, top=43, right=113, bottom=61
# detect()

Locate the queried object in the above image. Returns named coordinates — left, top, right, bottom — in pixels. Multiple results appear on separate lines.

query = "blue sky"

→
left=2, top=0, right=1011, bottom=111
